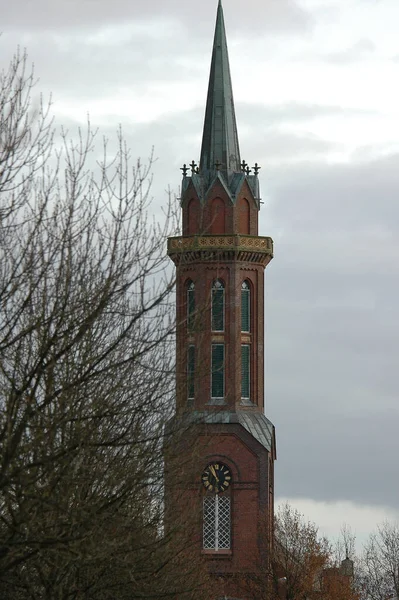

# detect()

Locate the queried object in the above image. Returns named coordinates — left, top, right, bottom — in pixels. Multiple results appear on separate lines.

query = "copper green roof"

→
left=199, top=0, right=241, bottom=176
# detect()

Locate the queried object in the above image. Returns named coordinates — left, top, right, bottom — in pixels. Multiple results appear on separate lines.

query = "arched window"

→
left=238, top=197, right=250, bottom=234
left=212, top=279, right=225, bottom=332
left=210, top=197, right=225, bottom=234
left=187, top=280, right=195, bottom=331
left=241, top=280, right=250, bottom=333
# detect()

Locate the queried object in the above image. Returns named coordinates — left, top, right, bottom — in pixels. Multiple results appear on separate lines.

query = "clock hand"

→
left=210, top=465, right=219, bottom=482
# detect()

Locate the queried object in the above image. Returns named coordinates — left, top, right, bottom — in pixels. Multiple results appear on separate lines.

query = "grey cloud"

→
left=239, top=102, right=378, bottom=124
left=264, top=153, right=399, bottom=509
left=0, top=23, right=201, bottom=101
left=2, top=0, right=397, bottom=520
left=2, top=0, right=312, bottom=35
left=322, top=38, right=376, bottom=64
left=265, top=155, right=399, bottom=233
left=275, top=410, right=399, bottom=508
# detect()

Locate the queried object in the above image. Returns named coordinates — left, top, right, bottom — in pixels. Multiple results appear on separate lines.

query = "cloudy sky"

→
left=2, top=0, right=399, bottom=547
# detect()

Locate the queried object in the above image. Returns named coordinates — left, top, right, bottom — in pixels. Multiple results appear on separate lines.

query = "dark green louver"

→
left=212, top=281, right=224, bottom=331
left=241, top=281, right=250, bottom=332
left=211, top=344, right=224, bottom=398
left=188, top=345, right=195, bottom=399
left=241, top=344, right=250, bottom=400
left=187, top=282, right=195, bottom=331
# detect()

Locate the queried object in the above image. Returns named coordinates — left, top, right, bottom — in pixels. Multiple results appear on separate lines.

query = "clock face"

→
left=202, top=462, right=232, bottom=493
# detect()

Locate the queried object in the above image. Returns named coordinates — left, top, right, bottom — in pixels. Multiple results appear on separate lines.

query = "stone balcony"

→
left=167, top=234, right=273, bottom=265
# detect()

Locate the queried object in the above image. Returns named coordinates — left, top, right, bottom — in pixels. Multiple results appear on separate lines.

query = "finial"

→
left=189, top=160, right=198, bottom=175
left=241, top=160, right=248, bottom=173
left=253, top=163, right=261, bottom=176
left=180, top=164, right=188, bottom=177
left=215, top=160, right=223, bottom=171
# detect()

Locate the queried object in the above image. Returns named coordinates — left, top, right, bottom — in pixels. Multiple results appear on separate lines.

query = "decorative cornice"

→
left=168, top=234, right=273, bottom=266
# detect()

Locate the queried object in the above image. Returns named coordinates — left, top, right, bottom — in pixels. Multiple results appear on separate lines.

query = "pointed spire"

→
left=200, top=1, right=241, bottom=176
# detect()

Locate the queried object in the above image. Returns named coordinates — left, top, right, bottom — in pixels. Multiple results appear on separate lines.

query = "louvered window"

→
left=187, top=345, right=195, bottom=400
left=211, top=344, right=224, bottom=399
left=211, top=279, right=224, bottom=332
left=241, top=344, right=250, bottom=400
left=203, top=495, right=231, bottom=550
left=187, top=281, right=195, bottom=331
left=241, top=280, right=250, bottom=332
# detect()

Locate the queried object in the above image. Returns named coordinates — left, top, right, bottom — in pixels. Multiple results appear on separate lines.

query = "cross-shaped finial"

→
left=253, top=163, right=261, bottom=176
left=189, top=160, right=198, bottom=175
left=245, top=166, right=252, bottom=176
left=241, top=160, right=248, bottom=173
left=180, top=163, right=188, bottom=177
left=214, top=160, right=223, bottom=171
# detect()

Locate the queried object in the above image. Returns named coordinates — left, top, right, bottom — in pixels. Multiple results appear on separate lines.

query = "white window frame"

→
left=203, top=495, right=231, bottom=550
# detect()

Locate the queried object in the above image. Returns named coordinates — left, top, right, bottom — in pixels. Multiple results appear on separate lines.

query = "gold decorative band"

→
left=168, top=234, right=273, bottom=254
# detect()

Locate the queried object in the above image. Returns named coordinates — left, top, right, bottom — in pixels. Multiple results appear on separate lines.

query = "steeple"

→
left=167, top=4, right=276, bottom=596
left=199, top=0, right=241, bottom=176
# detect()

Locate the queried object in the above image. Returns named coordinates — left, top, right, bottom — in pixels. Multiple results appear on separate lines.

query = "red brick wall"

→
left=182, top=179, right=259, bottom=236
left=168, top=173, right=274, bottom=599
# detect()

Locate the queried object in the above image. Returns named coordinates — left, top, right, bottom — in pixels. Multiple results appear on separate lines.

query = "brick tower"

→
left=167, top=1, right=276, bottom=596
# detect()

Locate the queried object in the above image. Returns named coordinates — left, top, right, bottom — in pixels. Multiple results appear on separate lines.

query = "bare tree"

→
left=361, top=521, right=399, bottom=600
left=0, top=50, right=210, bottom=598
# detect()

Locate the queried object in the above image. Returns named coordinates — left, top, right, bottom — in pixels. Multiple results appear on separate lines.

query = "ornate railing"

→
left=167, top=234, right=273, bottom=255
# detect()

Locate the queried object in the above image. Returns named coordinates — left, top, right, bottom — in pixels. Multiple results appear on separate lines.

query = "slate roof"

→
left=178, top=410, right=275, bottom=453
left=199, top=0, right=241, bottom=176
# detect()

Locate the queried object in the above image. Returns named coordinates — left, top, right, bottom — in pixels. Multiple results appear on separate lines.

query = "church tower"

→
left=167, top=1, right=276, bottom=596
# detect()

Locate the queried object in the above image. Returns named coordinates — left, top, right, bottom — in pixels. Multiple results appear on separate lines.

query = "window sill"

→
left=201, top=549, right=232, bottom=557
left=207, top=398, right=226, bottom=406
left=240, top=398, right=254, bottom=407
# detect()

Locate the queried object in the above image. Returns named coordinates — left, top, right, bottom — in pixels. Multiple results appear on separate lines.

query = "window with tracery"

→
left=212, top=279, right=225, bottom=332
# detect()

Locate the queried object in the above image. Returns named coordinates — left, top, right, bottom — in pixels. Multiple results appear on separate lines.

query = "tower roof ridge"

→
left=199, top=1, right=241, bottom=176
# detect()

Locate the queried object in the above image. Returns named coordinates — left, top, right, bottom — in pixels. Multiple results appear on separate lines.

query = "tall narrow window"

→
left=187, top=281, right=195, bottom=331
left=241, top=280, right=250, bottom=333
left=211, top=344, right=224, bottom=400
left=187, top=345, right=195, bottom=401
left=241, top=344, right=250, bottom=401
left=212, top=279, right=225, bottom=332
left=203, top=495, right=231, bottom=550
